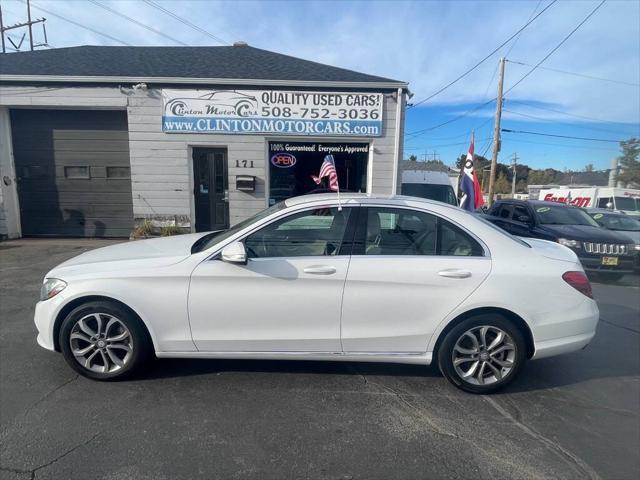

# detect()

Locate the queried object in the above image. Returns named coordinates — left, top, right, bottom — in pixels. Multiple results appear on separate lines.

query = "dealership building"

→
left=0, top=44, right=407, bottom=238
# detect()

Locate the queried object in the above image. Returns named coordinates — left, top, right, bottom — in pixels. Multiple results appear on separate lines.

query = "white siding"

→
left=0, top=85, right=404, bottom=233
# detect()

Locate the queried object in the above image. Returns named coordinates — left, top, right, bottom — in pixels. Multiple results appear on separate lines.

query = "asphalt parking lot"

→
left=1, top=239, right=639, bottom=480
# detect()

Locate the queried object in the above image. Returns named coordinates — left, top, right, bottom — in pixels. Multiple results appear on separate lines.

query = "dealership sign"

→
left=161, top=89, right=383, bottom=137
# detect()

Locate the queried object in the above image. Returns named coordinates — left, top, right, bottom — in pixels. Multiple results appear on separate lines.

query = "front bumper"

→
left=576, top=253, right=635, bottom=273
left=34, top=294, right=67, bottom=351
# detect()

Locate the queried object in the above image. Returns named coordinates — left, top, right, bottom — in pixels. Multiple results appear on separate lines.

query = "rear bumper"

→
left=531, top=297, right=599, bottom=359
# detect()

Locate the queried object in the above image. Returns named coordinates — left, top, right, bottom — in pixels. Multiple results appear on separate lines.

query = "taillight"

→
left=562, top=271, right=593, bottom=299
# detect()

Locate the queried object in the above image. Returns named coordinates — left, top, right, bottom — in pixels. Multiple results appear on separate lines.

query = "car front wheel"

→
left=59, top=301, right=152, bottom=380
left=438, top=314, right=526, bottom=394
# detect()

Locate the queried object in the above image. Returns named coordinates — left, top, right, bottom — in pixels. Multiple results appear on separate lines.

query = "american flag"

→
left=312, top=155, right=339, bottom=192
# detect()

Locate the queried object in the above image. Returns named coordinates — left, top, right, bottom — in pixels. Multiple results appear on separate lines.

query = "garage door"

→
left=11, top=110, right=133, bottom=237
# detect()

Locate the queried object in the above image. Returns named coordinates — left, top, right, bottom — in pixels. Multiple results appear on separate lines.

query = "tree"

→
left=616, top=138, right=640, bottom=187
left=408, top=154, right=418, bottom=162
left=584, top=164, right=594, bottom=172
left=494, top=173, right=511, bottom=194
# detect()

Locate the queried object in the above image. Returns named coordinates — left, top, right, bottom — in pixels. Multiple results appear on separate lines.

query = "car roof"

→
left=283, top=192, right=461, bottom=212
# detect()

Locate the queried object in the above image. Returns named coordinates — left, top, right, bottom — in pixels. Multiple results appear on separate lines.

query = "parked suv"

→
left=586, top=208, right=640, bottom=271
left=484, top=200, right=635, bottom=281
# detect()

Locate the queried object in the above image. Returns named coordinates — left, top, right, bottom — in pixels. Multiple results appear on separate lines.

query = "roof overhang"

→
left=0, top=74, right=409, bottom=90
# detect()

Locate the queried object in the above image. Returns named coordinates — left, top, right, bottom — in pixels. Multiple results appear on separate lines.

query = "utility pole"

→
left=27, top=0, right=34, bottom=51
left=487, top=57, right=506, bottom=207
left=510, top=153, right=519, bottom=196
left=0, top=0, right=48, bottom=52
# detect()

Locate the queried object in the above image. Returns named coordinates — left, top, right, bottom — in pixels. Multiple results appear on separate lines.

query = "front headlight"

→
left=558, top=238, right=582, bottom=249
left=633, top=244, right=640, bottom=251
left=40, top=278, right=67, bottom=301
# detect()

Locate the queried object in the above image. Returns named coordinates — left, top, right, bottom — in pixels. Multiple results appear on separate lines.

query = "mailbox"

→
left=236, top=175, right=256, bottom=192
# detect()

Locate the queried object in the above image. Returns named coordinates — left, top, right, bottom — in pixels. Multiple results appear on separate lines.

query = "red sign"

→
left=543, top=193, right=591, bottom=208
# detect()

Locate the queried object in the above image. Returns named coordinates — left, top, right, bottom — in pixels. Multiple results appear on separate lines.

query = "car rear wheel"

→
left=59, top=301, right=153, bottom=380
left=438, top=314, right=526, bottom=394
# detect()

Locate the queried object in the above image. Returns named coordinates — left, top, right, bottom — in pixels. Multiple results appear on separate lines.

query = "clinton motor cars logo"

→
left=271, top=153, right=297, bottom=168
left=166, top=90, right=259, bottom=117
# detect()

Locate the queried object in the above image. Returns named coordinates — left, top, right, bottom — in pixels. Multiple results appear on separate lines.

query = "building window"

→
left=268, top=141, right=368, bottom=205
left=106, top=166, right=131, bottom=178
left=64, top=166, right=90, bottom=179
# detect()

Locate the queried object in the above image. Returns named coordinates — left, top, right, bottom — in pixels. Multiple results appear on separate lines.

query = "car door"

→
left=188, top=206, right=354, bottom=352
left=340, top=206, right=491, bottom=353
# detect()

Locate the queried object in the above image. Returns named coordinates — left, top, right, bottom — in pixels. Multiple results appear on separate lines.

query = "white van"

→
left=539, top=187, right=640, bottom=216
left=401, top=170, right=458, bottom=206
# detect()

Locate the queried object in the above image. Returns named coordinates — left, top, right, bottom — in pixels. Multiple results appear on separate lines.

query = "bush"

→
left=160, top=225, right=183, bottom=236
left=131, top=220, right=154, bottom=238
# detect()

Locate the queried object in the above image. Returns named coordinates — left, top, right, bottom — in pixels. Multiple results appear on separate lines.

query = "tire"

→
left=59, top=301, right=153, bottom=380
left=437, top=314, right=526, bottom=394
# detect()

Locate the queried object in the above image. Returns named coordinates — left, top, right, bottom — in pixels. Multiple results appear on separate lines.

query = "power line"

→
left=502, top=108, right=633, bottom=136
left=507, top=60, right=639, bottom=87
left=28, top=1, right=131, bottom=46
left=500, top=137, right=617, bottom=151
left=501, top=128, right=622, bottom=143
left=506, top=99, right=639, bottom=127
left=405, top=98, right=496, bottom=138
left=87, top=0, right=188, bottom=46
left=142, top=0, right=228, bottom=45
left=503, top=0, right=607, bottom=96
left=409, top=0, right=557, bottom=108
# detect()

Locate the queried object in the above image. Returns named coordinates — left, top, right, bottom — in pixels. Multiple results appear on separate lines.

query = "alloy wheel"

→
left=452, top=325, right=516, bottom=386
left=69, top=313, right=133, bottom=374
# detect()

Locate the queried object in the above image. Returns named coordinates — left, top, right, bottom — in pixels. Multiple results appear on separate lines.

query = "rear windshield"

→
left=535, top=204, right=600, bottom=227
left=401, top=183, right=458, bottom=206
left=614, top=196, right=640, bottom=211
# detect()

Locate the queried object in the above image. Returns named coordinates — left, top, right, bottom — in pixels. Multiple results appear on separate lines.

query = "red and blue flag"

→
left=459, top=134, right=484, bottom=211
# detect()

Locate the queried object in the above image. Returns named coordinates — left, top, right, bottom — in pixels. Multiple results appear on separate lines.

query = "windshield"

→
left=592, top=213, right=640, bottom=231
left=191, top=202, right=286, bottom=253
left=401, top=183, right=458, bottom=206
left=614, top=196, right=640, bottom=211
left=535, top=204, right=600, bottom=226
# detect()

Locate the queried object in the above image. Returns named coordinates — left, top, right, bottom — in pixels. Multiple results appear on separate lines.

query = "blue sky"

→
left=2, top=0, right=639, bottom=171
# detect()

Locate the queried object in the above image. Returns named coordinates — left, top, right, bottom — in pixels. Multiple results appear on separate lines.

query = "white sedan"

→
left=35, top=194, right=599, bottom=393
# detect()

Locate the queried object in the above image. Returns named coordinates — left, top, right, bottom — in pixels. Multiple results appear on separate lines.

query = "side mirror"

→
left=221, top=241, right=247, bottom=264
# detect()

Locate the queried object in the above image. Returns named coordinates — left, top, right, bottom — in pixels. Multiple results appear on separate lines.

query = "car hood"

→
left=48, top=233, right=210, bottom=277
left=522, top=237, right=579, bottom=263
left=540, top=224, right=631, bottom=243
left=610, top=230, right=640, bottom=244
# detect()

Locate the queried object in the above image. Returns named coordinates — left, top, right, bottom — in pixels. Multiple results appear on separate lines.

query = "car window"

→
left=244, top=207, right=351, bottom=258
left=439, top=219, right=485, bottom=256
left=191, top=202, right=286, bottom=253
left=513, top=205, right=530, bottom=222
left=597, top=197, right=611, bottom=208
left=498, top=204, right=513, bottom=219
left=359, top=207, right=483, bottom=257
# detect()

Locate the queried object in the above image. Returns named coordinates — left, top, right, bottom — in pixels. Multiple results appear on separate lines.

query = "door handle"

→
left=438, top=269, right=472, bottom=279
left=303, top=265, right=337, bottom=275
